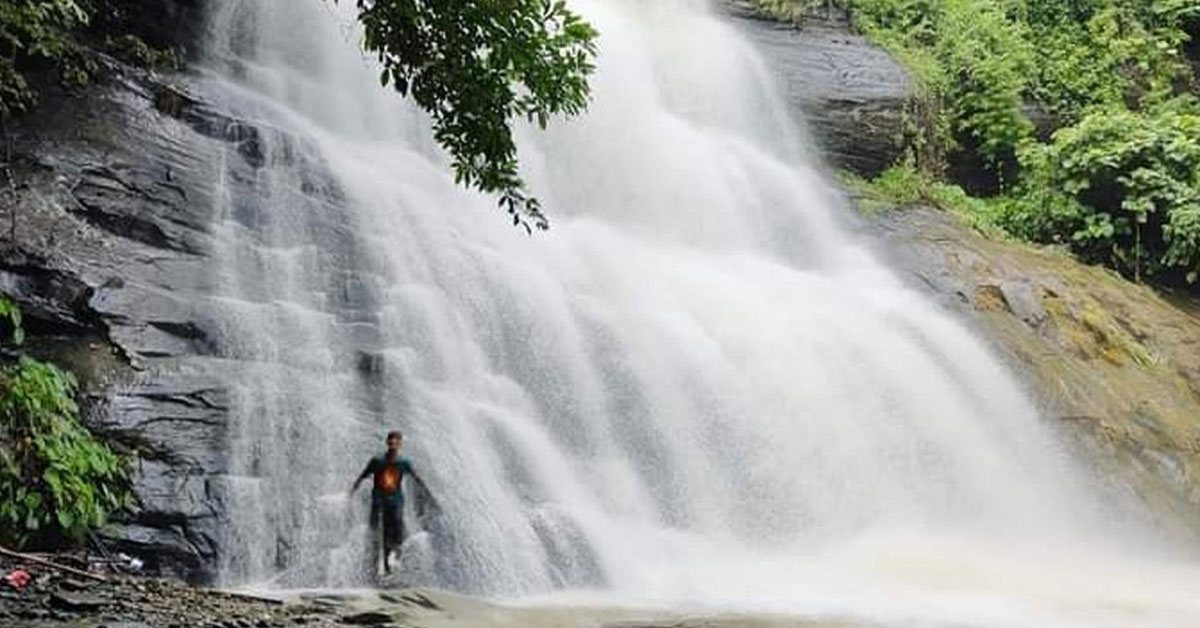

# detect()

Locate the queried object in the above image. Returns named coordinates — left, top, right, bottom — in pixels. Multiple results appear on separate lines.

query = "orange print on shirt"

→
left=375, top=466, right=401, bottom=494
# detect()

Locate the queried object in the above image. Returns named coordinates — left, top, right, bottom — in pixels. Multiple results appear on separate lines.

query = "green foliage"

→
left=933, top=0, right=1033, bottom=163
left=755, top=0, right=816, bottom=22
left=338, top=0, right=599, bottom=231
left=1027, top=2, right=1194, bottom=124
left=1, top=1, right=192, bottom=118
left=758, top=0, right=1200, bottom=289
left=104, top=33, right=176, bottom=72
left=1001, top=106, right=1200, bottom=283
left=0, top=0, right=91, bottom=116
left=0, top=297, right=24, bottom=346
left=0, top=296, right=133, bottom=548
left=840, top=163, right=929, bottom=210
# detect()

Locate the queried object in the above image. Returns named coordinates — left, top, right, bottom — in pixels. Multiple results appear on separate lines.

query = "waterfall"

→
left=191, top=0, right=1200, bottom=626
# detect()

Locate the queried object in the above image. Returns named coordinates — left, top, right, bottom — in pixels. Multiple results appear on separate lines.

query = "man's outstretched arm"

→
left=409, top=468, right=431, bottom=495
left=350, top=461, right=374, bottom=495
left=407, top=465, right=440, bottom=513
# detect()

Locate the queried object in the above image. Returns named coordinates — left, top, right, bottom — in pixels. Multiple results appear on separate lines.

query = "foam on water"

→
left=195, top=0, right=1200, bottom=626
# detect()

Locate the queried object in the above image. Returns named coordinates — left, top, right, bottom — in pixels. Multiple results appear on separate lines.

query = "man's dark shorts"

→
left=370, top=500, right=406, bottom=550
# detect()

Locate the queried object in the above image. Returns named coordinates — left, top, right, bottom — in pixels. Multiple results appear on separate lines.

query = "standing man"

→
left=349, top=430, right=433, bottom=574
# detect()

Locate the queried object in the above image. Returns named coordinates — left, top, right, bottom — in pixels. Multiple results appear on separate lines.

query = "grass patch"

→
left=839, top=164, right=1009, bottom=239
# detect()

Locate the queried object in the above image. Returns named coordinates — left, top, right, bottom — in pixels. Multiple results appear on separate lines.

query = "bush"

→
left=0, top=297, right=133, bottom=548
left=1001, top=106, right=1200, bottom=283
left=0, top=2, right=191, bottom=117
left=933, top=0, right=1033, bottom=164
left=1029, top=3, right=1194, bottom=124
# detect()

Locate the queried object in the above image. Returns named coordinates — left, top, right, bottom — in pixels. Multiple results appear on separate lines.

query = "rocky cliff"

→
left=0, top=48, right=251, bottom=581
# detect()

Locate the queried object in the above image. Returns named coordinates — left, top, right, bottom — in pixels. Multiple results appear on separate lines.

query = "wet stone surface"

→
left=0, top=554, right=331, bottom=628
left=725, top=1, right=913, bottom=176
left=0, top=552, right=875, bottom=628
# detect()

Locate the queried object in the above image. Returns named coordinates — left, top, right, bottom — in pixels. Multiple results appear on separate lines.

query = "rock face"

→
left=871, top=206, right=1200, bottom=545
left=0, top=54, right=260, bottom=581
left=725, top=1, right=913, bottom=176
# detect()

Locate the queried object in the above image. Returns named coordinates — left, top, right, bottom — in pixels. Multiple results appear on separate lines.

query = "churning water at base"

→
left=193, top=0, right=1200, bottom=626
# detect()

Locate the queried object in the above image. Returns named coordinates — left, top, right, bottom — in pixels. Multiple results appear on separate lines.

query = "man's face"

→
left=387, top=435, right=402, bottom=454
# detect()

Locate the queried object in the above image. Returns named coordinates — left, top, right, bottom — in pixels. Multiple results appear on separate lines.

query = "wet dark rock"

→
left=58, top=578, right=94, bottom=592
left=68, top=172, right=199, bottom=255
left=340, top=610, right=394, bottom=625
left=0, top=253, right=100, bottom=333
left=48, top=592, right=106, bottom=612
left=18, top=607, right=51, bottom=619
left=0, top=53, right=256, bottom=582
left=154, top=84, right=267, bottom=168
left=395, top=592, right=439, bottom=611
left=726, top=2, right=913, bottom=176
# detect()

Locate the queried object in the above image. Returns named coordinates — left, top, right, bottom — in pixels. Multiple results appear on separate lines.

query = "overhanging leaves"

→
left=338, top=0, right=599, bottom=231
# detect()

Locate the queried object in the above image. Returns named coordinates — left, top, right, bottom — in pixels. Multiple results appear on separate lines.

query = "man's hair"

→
left=386, top=430, right=403, bottom=440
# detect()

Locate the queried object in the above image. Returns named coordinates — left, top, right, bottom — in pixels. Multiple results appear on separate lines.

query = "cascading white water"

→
left=192, top=0, right=1200, bottom=626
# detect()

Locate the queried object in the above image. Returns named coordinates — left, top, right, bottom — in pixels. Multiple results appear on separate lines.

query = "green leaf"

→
left=333, top=0, right=597, bottom=229
left=0, top=341, right=132, bottom=548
